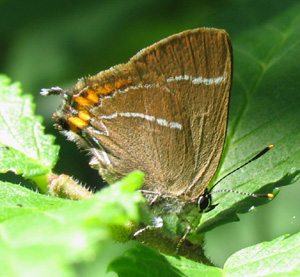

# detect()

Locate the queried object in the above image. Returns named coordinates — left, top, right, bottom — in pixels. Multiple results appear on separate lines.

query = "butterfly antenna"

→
left=210, top=144, right=274, bottom=198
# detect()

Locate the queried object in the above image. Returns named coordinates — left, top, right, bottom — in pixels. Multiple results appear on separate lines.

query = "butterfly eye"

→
left=197, top=190, right=212, bottom=212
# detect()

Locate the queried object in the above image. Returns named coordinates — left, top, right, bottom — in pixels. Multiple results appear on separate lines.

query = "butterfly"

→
left=42, top=28, right=272, bottom=258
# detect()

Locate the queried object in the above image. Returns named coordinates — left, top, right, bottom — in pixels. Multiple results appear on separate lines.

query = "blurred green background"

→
left=1, top=0, right=299, bottom=267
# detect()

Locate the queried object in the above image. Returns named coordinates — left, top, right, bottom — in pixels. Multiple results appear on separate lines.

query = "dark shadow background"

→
left=1, top=0, right=299, bottom=267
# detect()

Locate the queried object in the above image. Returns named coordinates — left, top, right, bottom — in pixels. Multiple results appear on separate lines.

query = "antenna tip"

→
left=267, top=193, right=275, bottom=198
left=268, top=144, right=274, bottom=149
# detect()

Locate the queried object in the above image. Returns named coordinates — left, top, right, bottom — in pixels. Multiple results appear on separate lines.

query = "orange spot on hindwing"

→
left=66, top=78, right=132, bottom=132
left=73, top=88, right=99, bottom=107
left=78, top=110, right=91, bottom=121
left=96, top=79, right=132, bottom=95
left=68, top=116, right=88, bottom=129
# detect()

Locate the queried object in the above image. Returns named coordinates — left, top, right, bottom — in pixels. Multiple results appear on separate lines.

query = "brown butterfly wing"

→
left=58, top=28, right=232, bottom=200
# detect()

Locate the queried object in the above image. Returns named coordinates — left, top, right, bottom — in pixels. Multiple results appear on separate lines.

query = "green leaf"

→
left=110, top=232, right=300, bottom=277
left=198, top=3, right=300, bottom=233
left=108, top=244, right=222, bottom=277
left=223, top=232, right=300, bottom=276
left=0, top=75, right=59, bottom=187
left=0, top=181, right=68, bottom=222
left=0, top=171, right=144, bottom=276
